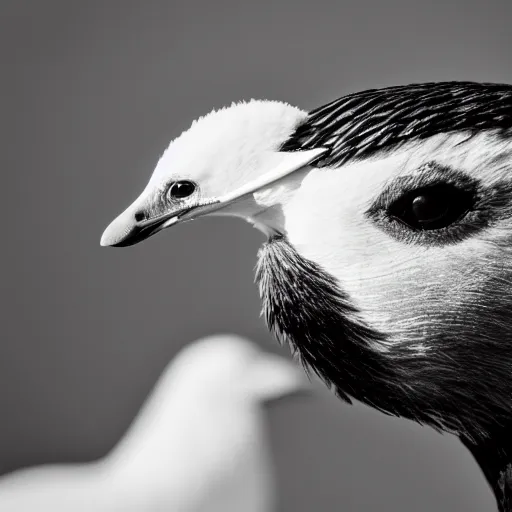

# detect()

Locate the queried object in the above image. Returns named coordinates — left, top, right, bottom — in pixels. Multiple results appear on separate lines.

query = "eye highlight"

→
left=167, top=180, right=197, bottom=200
left=387, top=183, right=474, bottom=231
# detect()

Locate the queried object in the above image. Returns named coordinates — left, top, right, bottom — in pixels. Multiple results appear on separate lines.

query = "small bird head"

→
left=167, top=334, right=309, bottom=405
left=102, top=335, right=309, bottom=483
left=100, top=100, right=326, bottom=247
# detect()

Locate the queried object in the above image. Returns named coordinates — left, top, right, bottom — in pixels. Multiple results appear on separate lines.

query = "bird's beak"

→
left=100, top=198, right=222, bottom=247
left=100, top=148, right=327, bottom=248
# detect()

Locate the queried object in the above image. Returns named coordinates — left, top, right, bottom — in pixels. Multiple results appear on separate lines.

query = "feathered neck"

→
left=255, top=234, right=512, bottom=512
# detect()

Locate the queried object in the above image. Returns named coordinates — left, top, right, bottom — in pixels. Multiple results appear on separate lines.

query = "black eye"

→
left=168, top=180, right=197, bottom=200
left=388, top=183, right=474, bottom=230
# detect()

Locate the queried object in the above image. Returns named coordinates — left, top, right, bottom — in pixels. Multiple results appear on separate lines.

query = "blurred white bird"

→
left=0, top=334, right=308, bottom=512
left=100, top=81, right=512, bottom=511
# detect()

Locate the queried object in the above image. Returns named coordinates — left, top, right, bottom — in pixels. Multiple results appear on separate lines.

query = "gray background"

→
left=1, top=0, right=510, bottom=510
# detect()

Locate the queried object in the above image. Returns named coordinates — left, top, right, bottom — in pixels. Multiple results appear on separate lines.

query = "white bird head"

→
left=148, top=334, right=309, bottom=405
left=104, top=334, right=309, bottom=476
left=100, top=100, right=326, bottom=246
left=101, top=82, right=512, bottom=510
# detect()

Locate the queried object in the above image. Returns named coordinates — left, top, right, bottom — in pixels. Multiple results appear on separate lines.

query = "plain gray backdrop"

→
left=1, top=0, right=511, bottom=510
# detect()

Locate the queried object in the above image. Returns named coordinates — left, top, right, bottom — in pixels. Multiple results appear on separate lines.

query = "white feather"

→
left=149, top=100, right=308, bottom=197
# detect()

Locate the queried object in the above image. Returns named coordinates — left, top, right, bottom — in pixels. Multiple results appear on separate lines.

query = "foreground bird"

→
left=101, top=81, right=512, bottom=511
left=0, top=335, right=307, bottom=511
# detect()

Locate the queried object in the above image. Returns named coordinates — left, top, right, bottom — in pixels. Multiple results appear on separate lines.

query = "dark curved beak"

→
left=108, top=216, right=176, bottom=247
left=100, top=200, right=221, bottom=248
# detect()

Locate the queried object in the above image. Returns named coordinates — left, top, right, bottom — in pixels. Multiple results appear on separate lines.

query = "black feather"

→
left=280, top=81, right=512, bottom=167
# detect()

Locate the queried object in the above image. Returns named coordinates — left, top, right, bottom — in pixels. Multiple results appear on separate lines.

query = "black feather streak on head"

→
left=280, top=81, right=512, bottom=167
left=256, top=236, right=512, bottom=445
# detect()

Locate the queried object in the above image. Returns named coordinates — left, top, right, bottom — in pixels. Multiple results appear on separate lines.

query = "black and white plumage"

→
left=282, top=82, right=512, bottom=167
left=101, top=81, right=512, bottom=511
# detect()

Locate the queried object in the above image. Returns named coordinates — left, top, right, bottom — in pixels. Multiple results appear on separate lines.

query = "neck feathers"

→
left=256, top=235, right=512, bottom=512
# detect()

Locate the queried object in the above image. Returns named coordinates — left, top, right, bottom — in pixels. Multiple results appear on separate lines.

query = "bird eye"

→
left=387, top=183, right=473, bottom=230
left=167, top=180, right=197, bottom=200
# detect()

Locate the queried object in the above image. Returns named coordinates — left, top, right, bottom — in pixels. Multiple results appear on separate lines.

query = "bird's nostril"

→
left=134, top=212, right=145, bottom=222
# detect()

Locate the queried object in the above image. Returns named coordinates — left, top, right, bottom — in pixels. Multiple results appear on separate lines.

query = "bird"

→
left=0, top=334, right=308, bottom=511
left=100, top=81, right=512, bottom=511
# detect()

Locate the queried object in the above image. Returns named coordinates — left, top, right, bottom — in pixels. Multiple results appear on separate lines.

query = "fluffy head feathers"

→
left=149, top=100, right=307, bottom=198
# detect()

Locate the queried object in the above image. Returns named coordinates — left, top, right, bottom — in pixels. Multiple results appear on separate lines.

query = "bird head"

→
left=102, top=335, right=309, bottom=485
left=100, top=100, right=326, bottom=247
left=101, top=82, right=512, bottom=444
left=166, top=334, right=309, bottom=405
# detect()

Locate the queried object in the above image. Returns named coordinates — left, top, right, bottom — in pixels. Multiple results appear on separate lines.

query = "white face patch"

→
left=278, top=131, right=512, bottom=351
